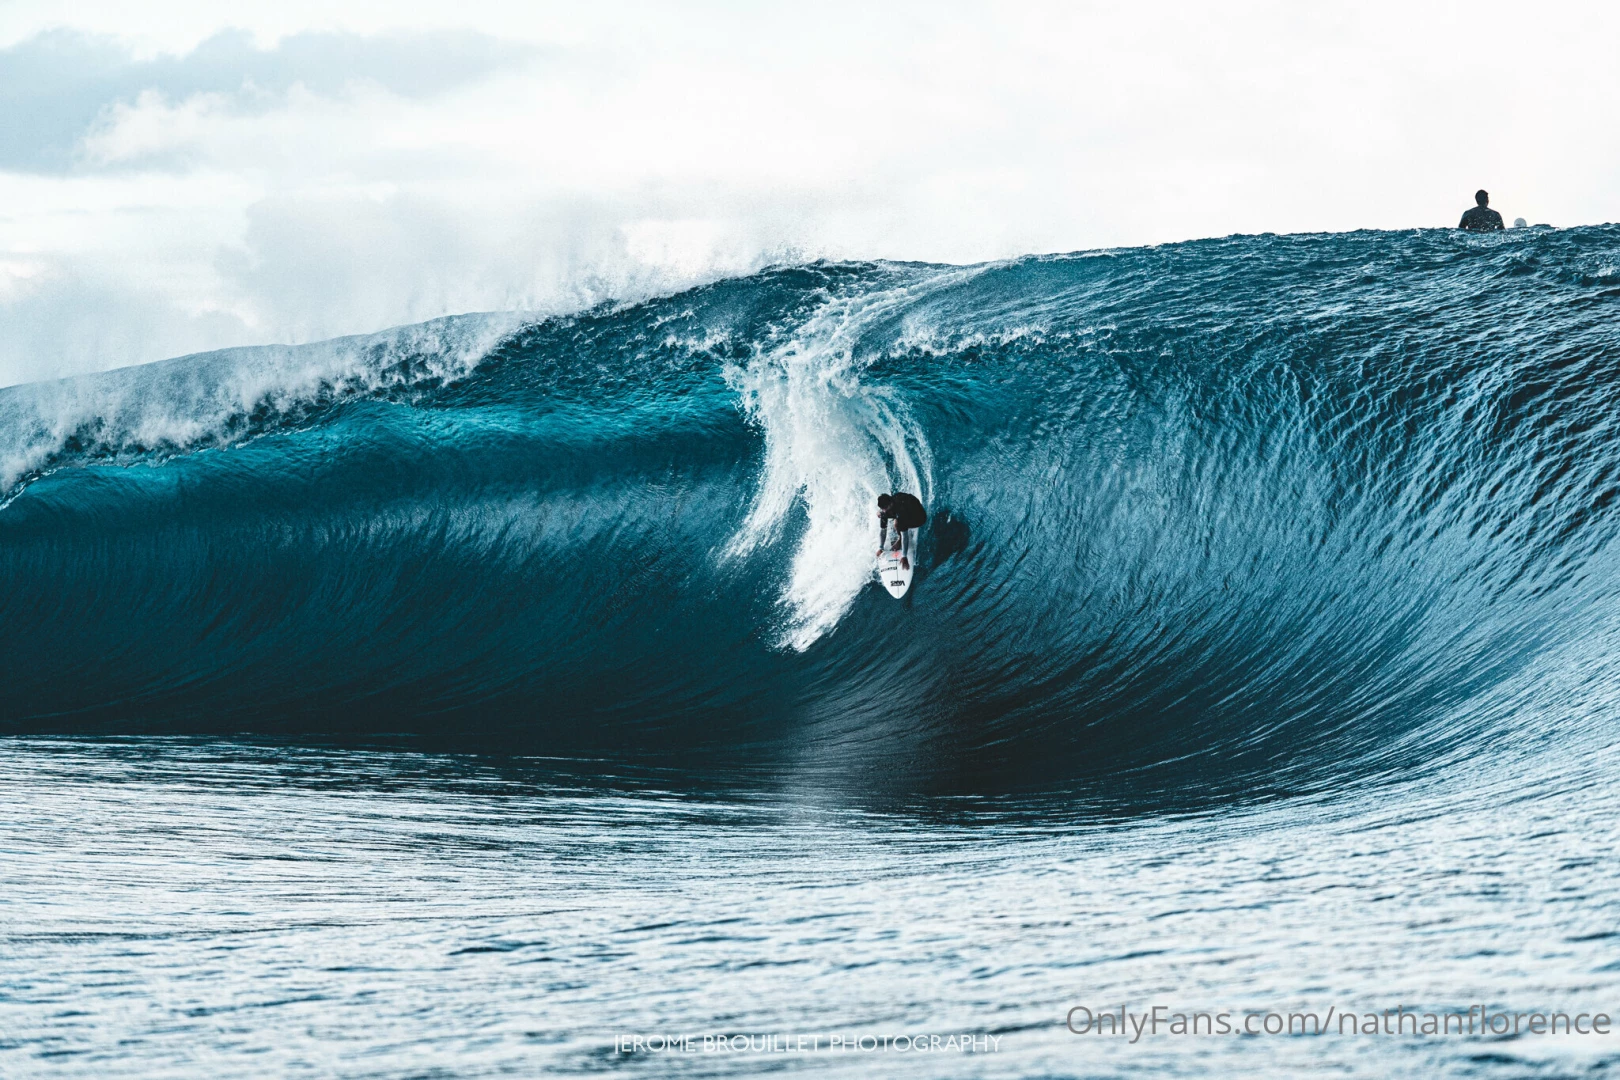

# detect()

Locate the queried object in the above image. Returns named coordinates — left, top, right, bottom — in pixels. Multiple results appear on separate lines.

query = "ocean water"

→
left=5, top=227, right=1620, bottom=1076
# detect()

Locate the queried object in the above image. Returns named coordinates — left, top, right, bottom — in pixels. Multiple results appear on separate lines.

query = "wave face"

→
left=5, top=228, right=1620, bottom=797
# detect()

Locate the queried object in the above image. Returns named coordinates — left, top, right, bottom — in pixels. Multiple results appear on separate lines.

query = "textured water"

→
left=5, top=226, right=1620, bottom=1075
left=4, top=738, right=1619, bottom=1077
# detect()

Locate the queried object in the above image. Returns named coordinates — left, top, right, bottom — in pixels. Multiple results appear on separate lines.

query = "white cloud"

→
left=1, top=0, right=1618, bottom=385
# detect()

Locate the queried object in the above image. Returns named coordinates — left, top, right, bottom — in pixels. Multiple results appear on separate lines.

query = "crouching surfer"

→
left=876, top=491, right=927, bottom=570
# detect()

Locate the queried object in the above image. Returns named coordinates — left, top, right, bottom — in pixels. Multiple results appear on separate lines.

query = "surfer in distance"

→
left=876, top=492, right=927, bottom=570
left=1459, top=190, right=1504, bottom=232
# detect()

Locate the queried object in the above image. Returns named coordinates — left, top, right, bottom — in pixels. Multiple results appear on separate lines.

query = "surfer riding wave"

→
left=877, top=491, right=927, bottom=570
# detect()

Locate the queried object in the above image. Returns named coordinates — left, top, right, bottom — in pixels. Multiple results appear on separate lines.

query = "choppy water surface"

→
left=3, top=737, right=1619, bottom=1078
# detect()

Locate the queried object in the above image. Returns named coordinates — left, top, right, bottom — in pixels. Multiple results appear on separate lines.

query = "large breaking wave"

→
left=5, top=226, right=1620, bottom=798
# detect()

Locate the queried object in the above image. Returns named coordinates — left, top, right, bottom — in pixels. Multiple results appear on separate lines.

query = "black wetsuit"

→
left=880, top=492, right=927, bottom=533
left=1459, top=206, right=1504, bottom=232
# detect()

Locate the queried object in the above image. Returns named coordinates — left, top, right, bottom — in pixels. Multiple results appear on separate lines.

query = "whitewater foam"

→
left=0, top=312, right=524, bottom=503
left=722, top=274, right=969, bottom=650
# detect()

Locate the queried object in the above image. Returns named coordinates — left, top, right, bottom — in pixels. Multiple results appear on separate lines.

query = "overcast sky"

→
left=1, top=0, right=1616, bottom=386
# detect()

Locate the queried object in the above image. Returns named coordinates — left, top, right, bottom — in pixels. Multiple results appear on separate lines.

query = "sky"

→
left=1, top=0, right=1617, bottom=386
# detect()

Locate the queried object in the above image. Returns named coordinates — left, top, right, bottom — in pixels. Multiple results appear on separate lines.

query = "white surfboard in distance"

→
left=876, top=533, right=914, bottom=599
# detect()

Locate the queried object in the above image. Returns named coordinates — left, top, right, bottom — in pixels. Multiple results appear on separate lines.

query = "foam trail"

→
left=724, top=275, right=953, bottom=650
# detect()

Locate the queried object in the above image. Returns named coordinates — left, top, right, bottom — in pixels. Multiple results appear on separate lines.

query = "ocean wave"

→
left=4, top=227, right=1620, bottom=797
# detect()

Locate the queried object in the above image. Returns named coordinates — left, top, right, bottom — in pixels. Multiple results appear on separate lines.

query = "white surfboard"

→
left=876, top=531, right=914, bottom=598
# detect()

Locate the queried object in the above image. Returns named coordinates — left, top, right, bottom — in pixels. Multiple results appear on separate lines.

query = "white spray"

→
left=725, top=270, right=973, bottom=651
left=0, top=312, right=524, bottom=503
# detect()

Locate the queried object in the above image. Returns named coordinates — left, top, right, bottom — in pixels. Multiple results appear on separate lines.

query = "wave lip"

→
left=0, top=312, right=525, bottom=504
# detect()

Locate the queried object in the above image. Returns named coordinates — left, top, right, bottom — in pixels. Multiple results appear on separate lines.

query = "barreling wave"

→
left=5, top=226, right=1620, bottom=799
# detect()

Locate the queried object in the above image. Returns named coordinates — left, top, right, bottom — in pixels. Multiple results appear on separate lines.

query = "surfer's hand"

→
left=901, top=558, right=910, bottom=570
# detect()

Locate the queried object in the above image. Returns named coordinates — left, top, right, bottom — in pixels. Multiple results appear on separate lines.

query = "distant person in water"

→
left=876, top=492, right=927, bottom=570
left=1459, top=190, right=1504, bottom=232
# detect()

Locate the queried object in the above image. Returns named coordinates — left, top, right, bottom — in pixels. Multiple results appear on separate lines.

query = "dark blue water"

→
left=4, top=227, right=1620, bottom=1076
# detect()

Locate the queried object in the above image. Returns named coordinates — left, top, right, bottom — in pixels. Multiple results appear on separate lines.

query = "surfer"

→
left=1458, top=190, right=1504, bottom=232
left=876, top=491, right=927, bottom=570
